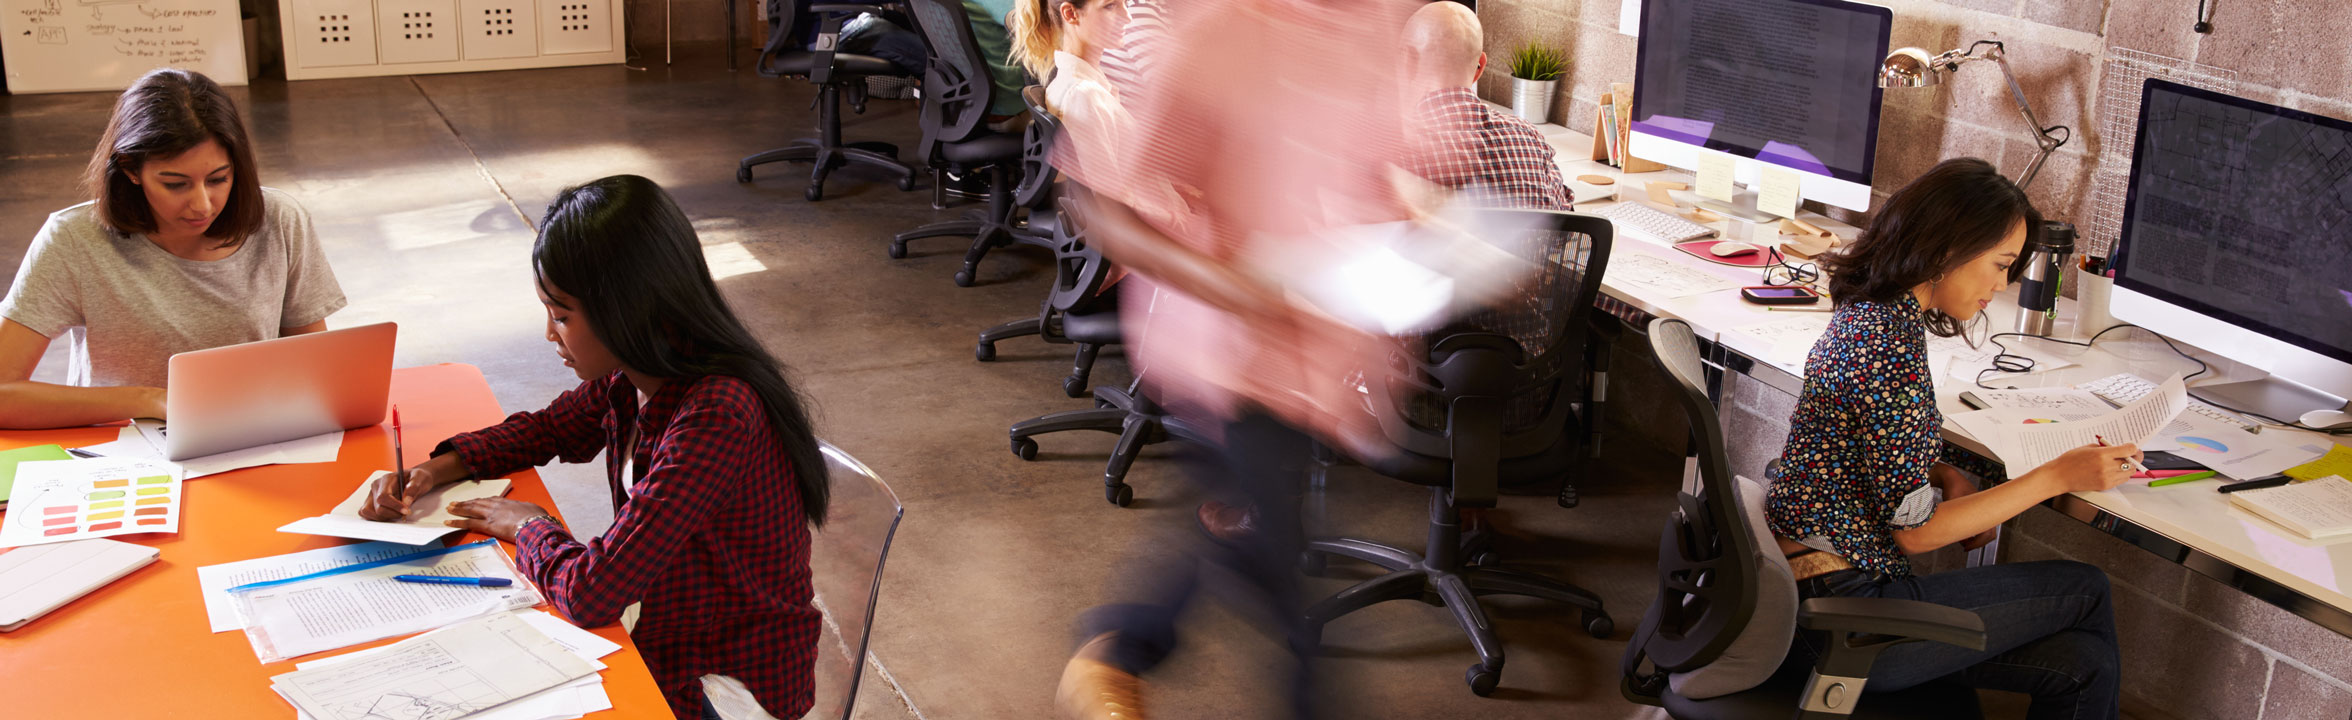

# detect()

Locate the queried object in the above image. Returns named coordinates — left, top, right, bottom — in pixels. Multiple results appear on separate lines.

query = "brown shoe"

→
left=1057, top=633, right=1145, bottom=720
left=1196, top=501, right=1258, bottom=544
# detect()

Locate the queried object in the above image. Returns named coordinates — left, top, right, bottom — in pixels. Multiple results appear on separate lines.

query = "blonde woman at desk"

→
left=1765, top=158, right=2138, bottom=719
left=1010, top=0, right=1132, bottom=184
left=0, top=68, right=346, bottom=430
left=360, top=175, right=830, bottom=720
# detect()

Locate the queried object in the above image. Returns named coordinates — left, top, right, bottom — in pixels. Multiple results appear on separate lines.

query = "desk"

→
left=1516, top=115, right=2352, bottom=639
left=0, top=364, right=667, bottom=717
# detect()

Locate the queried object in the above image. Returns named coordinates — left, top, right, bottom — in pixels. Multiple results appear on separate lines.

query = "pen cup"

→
left=2074, top=271, right=2116, bottom=340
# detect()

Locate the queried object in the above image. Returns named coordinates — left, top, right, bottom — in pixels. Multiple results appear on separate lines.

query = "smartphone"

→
left=1741, top=286, right=1822, bottom=305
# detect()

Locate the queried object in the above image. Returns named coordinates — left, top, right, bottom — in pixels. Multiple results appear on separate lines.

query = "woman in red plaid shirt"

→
left=361, top=175, right=832, bottom=720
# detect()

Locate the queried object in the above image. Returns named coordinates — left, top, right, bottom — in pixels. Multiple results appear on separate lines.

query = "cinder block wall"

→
left=1491, top=0, right=2352, bottom=715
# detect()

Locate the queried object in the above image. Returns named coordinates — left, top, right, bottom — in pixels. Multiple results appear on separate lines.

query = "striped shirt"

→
left=1097, top=0, right=1164, bottom=90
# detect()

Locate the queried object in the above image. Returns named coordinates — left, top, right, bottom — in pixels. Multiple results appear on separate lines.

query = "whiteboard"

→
left=2, top=0, right=247, bottom=94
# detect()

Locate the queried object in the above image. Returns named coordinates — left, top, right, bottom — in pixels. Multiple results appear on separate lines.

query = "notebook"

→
left=2229, top=476, right=2352, bottom=540
left=0, top=444, right=74, bottom=511
left=0, top=538, right=159, bottom=631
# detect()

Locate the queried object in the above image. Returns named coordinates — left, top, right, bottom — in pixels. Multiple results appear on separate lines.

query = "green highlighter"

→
left=2147, top=470, right=2219, bottom=488
left=0, top=444, right=75, bottom=510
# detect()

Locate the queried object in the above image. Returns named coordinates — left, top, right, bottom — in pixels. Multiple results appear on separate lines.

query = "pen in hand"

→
left=2095, top=434, right=2149, bottom=474
left=392, top=406, right=407, bottom=500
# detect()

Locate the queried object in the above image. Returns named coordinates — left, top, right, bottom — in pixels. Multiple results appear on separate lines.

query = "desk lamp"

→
left=1879, top=41, right=2072, bottom=189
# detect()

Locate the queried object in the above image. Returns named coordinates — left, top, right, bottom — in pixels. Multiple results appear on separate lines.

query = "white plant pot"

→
left=1511, top=78, right=1558, bottom=125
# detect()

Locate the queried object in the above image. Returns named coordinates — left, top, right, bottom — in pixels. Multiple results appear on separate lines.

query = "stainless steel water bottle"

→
left=2015, top=221, right=2075, bottom=336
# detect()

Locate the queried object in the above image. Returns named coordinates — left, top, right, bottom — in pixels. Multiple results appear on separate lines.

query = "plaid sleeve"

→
left=514, top=392, right=752, bottom=627
left=440, top=374, right=612, bottom=479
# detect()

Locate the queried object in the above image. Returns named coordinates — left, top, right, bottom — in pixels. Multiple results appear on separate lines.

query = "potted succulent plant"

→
left=1508, top=42, right=1568, bottom=124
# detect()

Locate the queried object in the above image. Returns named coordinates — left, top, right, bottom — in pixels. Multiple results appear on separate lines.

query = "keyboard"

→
left=1593, top=202, right=1719, bottom=244
left=2077, top=373, right=2260, bottom=432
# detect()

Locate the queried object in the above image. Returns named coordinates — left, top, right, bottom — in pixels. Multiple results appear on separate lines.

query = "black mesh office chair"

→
left=975, top=86, right=1114, bottom=397
left=895, top=0, right=1037, bottom=287
left=736, top=0, right=921, bottom=201
left=1621, top=318, right=1987, bottom=718
left=1300, top=210, right=1615, bottom=696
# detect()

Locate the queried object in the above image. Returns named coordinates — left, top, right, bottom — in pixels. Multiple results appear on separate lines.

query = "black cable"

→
left=2194, top=0, right=2214, bottom=33
left=1963, top=323, right=2350, bottom=434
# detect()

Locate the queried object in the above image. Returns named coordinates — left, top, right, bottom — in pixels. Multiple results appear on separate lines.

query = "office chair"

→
left=1300, top=210, right=1615, bottom=696
left=1004, top=196, right=1188, bottom=507
left=737, top=0, right=922, bottom=202
left=805, top=441, right=906, bottom=720
left=1621, top=318, right=1987, bottom=718
left=975, top=86, right=1115, bottom=398
left=895, top=0, right=1039, bottom=287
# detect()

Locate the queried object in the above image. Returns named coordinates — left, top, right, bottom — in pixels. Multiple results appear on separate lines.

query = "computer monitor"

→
left=1626, top=0, right=1891, bottom=215
left=2110, top=79, right=2352, bottom=426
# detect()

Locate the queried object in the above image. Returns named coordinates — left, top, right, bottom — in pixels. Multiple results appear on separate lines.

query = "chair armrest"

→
left=1797, top=597, right=1987, bottom=652
left=809, top=3, right=879, bottom=12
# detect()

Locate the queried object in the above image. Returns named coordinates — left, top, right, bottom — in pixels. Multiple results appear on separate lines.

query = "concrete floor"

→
left=2, top=48, right=2079, bottom=719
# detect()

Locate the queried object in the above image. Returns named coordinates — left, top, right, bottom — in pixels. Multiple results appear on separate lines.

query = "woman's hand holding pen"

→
left=358, top=453, right=470, bottom=521
left=2030, top=443, right=2145, bottom=495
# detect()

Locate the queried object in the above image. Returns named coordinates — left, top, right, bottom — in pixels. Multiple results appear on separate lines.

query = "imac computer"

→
left=1627, top=0, right=1892, bottom=216
left=2110, top=79, right=2352, bottom=428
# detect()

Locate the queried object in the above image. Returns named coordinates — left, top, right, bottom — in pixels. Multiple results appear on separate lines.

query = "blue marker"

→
left=392, top=574, right=513, bottom=587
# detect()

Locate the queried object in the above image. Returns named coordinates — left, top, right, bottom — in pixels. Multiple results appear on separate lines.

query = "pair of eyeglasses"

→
left=1760, top=247, right=1820, bottom=289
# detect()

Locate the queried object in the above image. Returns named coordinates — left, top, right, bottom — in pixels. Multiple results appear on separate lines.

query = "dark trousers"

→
left=1792, top=560, right=2122, bottom=720
left=1078, top=411, right=1315, bottom=718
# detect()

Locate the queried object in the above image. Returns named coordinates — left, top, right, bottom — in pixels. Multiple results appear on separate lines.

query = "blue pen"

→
left=392, top=574, right=513, bottom=587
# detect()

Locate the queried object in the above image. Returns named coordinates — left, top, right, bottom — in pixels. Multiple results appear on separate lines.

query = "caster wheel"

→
left=1584, top=612, right=1614, bottom=639
left=736, top=166, right=754, bottom=183
left=954, top=269, right=976, bottom=287
left=898, top=176, right=917, bottom=191
left=1465, top=664, right=1499, bottom=696
left=1063, top=376, right=1088, bottom=398
left=1106, top=483, right=1134, bottom=507
left=1470, top=551, right=1501, bottom=567
left=1298, top=551, right=1327, bottom=576
left=888, top=243, right=908, bottom=260
left=805, top=185, right=823, bottom=202
left=976, top=342, right=997, bottom=362
left=1011, top=437, right=1038, bottom=461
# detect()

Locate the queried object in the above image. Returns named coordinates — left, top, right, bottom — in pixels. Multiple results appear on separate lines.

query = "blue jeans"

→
left=1792, top=560, right=2121, bottom=720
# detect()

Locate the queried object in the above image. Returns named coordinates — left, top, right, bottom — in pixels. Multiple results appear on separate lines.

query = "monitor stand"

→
left=2196, top=376, right=2352, bottom=430
left=1689, top=186, right=1786, bottom=225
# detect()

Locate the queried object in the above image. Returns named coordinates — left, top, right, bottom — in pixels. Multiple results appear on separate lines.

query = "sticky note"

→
left=1697, top=152, right=1736, bottom=203
left=1758, top=165, right=1802, bottom=219
left=2287, top=446, right=2352, bottom=481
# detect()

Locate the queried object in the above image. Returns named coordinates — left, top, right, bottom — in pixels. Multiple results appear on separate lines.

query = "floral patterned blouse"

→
left=1764, top=293, right=1945, bottom=577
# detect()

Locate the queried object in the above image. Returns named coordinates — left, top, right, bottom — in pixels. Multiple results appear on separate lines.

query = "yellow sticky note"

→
left=2286, top=445, right=2352, bottom=481
left=1758, top=165, right=1802, bottom=219
left=1696, top=152, right=1736, bottom=203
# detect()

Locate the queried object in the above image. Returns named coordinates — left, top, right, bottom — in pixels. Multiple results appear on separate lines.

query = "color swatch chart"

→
left=0, top=456, right=184, bottom=548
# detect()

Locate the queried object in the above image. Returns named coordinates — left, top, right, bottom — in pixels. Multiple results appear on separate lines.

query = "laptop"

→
left=162, top=323, right=397, bottom=461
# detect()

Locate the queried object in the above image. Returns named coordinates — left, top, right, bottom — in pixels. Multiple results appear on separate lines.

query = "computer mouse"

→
left=1710, top=241, right=1763, bottom=257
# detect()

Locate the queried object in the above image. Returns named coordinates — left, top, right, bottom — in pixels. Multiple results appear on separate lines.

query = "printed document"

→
left=196, top=540, right=438, bottom=633
left=281, top=610, right=618, bottom=720
left=280, top=473, right=513, bottom=545
left=271, top=612, right=597, bottom=720
left=228, top=540, right=540, bottom=662
left=1952, top=375, right=2189, bottom=474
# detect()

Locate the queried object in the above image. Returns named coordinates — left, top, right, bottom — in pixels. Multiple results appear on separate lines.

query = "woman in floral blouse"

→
left=1764, top=158, right=2138, bottom=719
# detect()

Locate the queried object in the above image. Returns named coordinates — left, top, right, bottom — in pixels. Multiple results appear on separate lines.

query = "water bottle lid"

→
left=2027, top=221, right=2077, bottom=253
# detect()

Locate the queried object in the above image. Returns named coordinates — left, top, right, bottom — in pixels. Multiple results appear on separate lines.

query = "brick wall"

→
left=1488, top=0, right=2352, bottom=715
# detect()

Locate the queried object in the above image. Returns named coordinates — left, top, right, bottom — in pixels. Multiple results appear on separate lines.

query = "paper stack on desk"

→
left=76, top=419, right=342, bottom=479
left=279, top=472, right=513, bottom=545
left=273, top=610, right=614, bottom=720
left=1949, top=375, right=2189, bottom=475
left=227, top=539, right=541, bottom=662
left=2228, top=476, right=2352, bottom=541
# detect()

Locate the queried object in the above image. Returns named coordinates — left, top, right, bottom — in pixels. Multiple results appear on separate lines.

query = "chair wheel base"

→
left=1469, top=551, right=1500, bottom=567
left=1105, top=483, right=1133, bottom=507
left=888, top=242, right=908, bottom=260
left=805, top=185, right=824, bottom=202
left=1584, top=612, right=1614, bottom=639
left=976, top=342, right=997, bottom=362
left=954, top=269, right=976, bottom=287
left=1062, top=376, right=1088, bottom=398
left=898, top=175, right=918, bottom=191
left=1466, top=664, right=1499, bottom=696
left=736, top=166, right=754, bottom=183
left=1011, top=437, right=1038, bottom=461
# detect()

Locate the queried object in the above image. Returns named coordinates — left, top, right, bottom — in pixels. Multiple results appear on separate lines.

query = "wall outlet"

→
left=290, top=0, right=378, bottom=68
left=377, top=0, right=461, bottom=64
left=461, top=0, right=539, bottom=60
left=540, top=0, right=612, bottom=55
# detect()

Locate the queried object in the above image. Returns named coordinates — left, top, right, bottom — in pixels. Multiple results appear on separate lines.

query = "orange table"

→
left=0, top=363, right=666, bottom=717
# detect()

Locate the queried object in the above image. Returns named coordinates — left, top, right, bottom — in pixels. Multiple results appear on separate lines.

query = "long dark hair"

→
left=86, top=68, right=265, bottom=248
left=1823, top=157, right=2040, bottom=337
left=533, top=175, right=831, bottom=526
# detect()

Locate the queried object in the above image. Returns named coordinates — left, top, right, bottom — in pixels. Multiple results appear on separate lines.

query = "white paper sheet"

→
left=281, top=610, right=617, bottom=720
left=1607, top=252, right=1743, bottom=299
left=77, top=420, right=343, bottom=479
left=1732, top=314, right=1831, bottom=367
left=2230, top=477, right=2352, bottom=540
left=0, top=457, right=185, bottom=549
left=229, top=540, right=541, bottom=661
left=197, top=540, right=440, bottom=633
left=1960, top=388, right=2115, bottom=422
left=1929, top=334, right=2077, bottom=388
left=2143, top=410, right=2328, bottom=480
left=279, top=473, right=514, bottom=545
left=272, top=612, right=598, bottom=720
left=1955, top=375, right=2189, bottom=474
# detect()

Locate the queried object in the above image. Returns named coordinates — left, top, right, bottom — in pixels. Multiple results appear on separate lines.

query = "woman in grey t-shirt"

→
left=0, top=69, right=345, bottom=430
